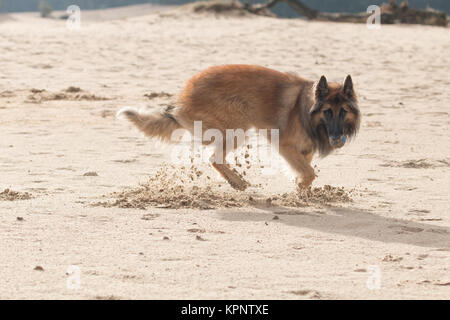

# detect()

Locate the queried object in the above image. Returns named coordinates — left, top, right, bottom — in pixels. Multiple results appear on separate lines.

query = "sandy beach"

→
left=0, top=4, right=449, bottom=299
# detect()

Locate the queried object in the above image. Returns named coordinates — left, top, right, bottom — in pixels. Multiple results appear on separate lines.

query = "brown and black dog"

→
left=118, top=65, right=360, bottom=191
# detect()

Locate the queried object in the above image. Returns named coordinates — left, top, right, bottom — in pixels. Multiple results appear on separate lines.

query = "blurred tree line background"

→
left=0, top=0, right=449, bottom=16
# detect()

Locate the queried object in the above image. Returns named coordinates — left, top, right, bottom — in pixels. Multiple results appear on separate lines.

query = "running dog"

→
left=118, top=65, right=360, bottom=191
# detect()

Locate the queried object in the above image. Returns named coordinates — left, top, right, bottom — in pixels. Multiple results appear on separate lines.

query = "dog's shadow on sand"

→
left=216, top=205, right=450, bottom=249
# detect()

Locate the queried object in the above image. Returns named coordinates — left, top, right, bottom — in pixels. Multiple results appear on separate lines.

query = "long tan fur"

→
left=117, top=107, right=181, bottom=142
left=118, top=65, right=360, bottom=191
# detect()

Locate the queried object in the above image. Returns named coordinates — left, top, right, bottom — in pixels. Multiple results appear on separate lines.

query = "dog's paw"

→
left=228, top=179, right=249, bottom=191
left=226, top=175, right=250, bottom=191
left=295, top=176, right=314, bottom=190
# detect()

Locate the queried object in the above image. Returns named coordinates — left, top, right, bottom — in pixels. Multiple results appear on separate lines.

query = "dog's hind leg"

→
left=209, top=145, right=250, bottom=191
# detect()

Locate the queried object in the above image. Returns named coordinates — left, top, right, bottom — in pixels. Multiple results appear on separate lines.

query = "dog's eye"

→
left=339, top=109, right=347, bottom=118
left=323, top=109, right=333, bottom=118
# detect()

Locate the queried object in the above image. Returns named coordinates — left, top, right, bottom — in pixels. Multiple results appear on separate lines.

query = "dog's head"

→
left=309, top=75, right=360, bottom=156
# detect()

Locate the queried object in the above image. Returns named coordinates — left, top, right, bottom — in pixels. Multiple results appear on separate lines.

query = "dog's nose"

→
left=330, top=135, right=346, bottom=148
left=331, top=138, right=341, bottom=146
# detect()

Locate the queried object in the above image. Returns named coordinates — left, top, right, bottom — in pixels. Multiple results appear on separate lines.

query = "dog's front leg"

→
left=279, top=145, right=315, bottom=188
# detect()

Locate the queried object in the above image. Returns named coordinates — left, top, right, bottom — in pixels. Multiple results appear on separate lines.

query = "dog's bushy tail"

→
left=117, top=106, right=182, bottom=142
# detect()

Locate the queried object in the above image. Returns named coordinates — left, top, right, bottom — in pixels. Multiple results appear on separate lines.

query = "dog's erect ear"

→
left=315, top=75, right=329, bottom=101
left=343, top=75, right=355, bottom=100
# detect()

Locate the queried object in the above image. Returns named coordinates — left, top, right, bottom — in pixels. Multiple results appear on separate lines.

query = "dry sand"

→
left=0, top=4, right=449, bottom=299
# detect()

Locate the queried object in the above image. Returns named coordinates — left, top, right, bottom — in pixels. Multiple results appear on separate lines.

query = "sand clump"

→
left=0, top=90, right=16, bottom=98
left=26, top=87, right=109, bottom=103
left=97, top=164, right=353, bottom=210
left=101, top=164, right=248, bottom=210
left=144, top=91, right=173, bottom=100
left=381, top=158, right=450, bottom=169
left=272, top=185, right=353, bottom=207
left=0, top=188, right=33, bottom=201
